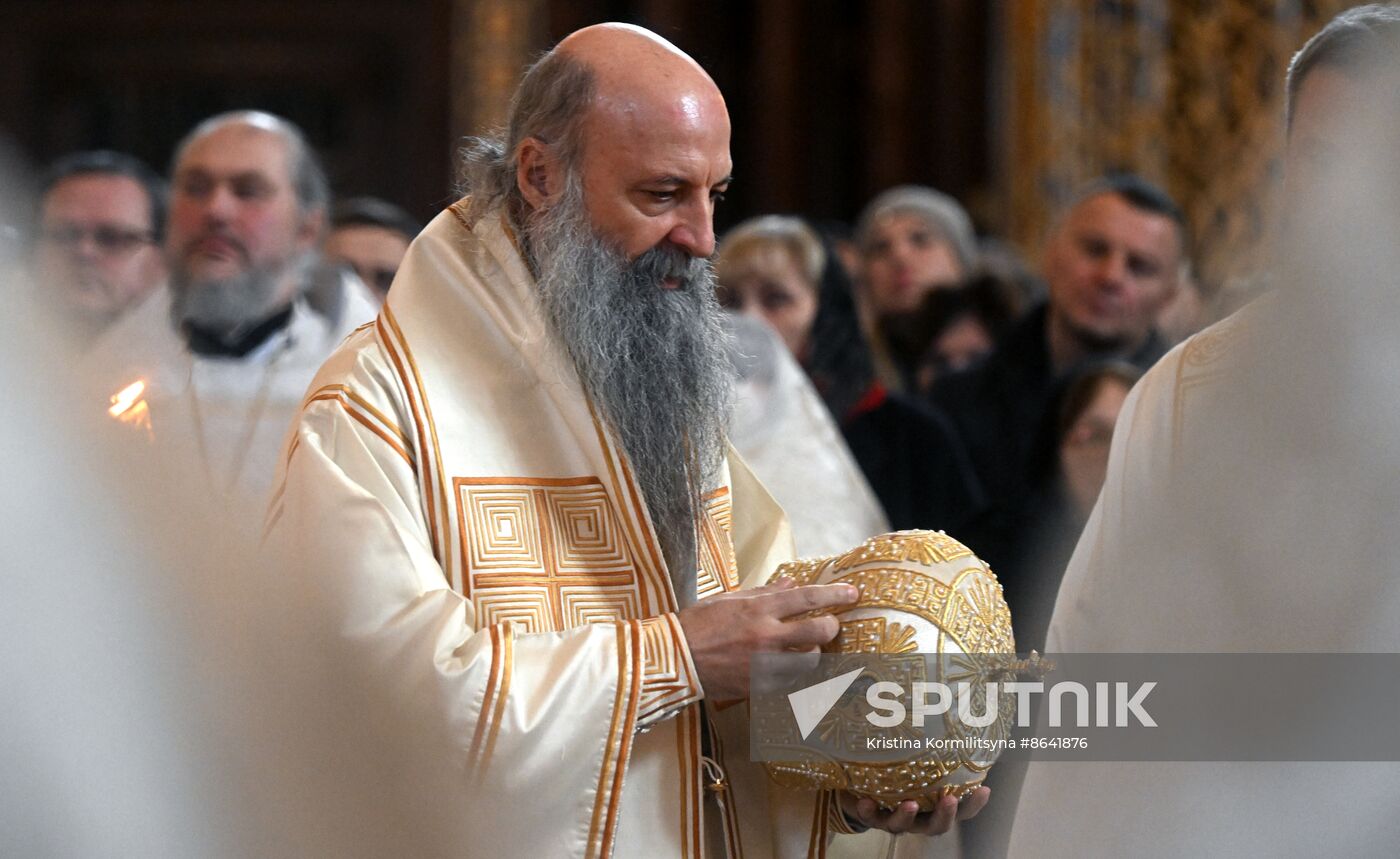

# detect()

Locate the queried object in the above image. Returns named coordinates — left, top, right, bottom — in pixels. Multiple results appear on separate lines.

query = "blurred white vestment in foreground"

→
left=727, top=314, right=889, bottom=558
left=1009, top=302, right=1400, bottom=857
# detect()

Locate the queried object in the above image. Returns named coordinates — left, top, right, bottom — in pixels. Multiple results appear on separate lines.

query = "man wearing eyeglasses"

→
left=31, top=150, right=167, bottom=342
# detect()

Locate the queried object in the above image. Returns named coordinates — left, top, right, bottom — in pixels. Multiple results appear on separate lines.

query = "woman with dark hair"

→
left=967, top=360, right=1142, bottom=653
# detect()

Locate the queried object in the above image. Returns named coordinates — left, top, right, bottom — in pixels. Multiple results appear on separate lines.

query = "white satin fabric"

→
left=726, top=314, right=889, bottom=558
left=1007, top=301, right=1400, bottom=857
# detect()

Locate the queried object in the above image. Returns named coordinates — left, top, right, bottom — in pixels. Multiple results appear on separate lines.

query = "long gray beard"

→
left=525, top=184, right=733, bottom=601
left=171, top=251, right=312, bottom=333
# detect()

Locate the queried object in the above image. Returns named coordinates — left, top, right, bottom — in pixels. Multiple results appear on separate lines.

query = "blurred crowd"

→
left=3, top=107, right=1234, bottom=657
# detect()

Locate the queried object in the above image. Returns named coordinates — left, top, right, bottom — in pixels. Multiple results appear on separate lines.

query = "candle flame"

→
left=108, top=380, right=147, bottom=418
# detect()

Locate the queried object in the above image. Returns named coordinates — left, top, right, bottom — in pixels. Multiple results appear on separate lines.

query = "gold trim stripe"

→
left=617, top=452, right=668, bottom=586
left=376, top=313, right=435, bottom=542
left=481, top=623, right=514, bottom=768
left=602, top=619, right=643, bottom=854
left=675, top=706, right=701, bottom=859
left=585, top=620, right=644, bottom=858
left=585, top=622, right=632, bottom=858
left=455, top=475, right=607, bottom=488
left=448, top=201, right=473, bottom=232
left=264, top=433, right=304, bottom=529
left=467, top=623, right=507, bottom=779
left=379, top=306, right=453, bottom=586
left=262, top=502, right=285, bottom=543
left=302, top=383, right=411, bottom=449
left=305, top=388, right=413, bottom=467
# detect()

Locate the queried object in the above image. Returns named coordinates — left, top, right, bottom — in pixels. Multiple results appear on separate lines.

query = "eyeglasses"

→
left=38, top=224, right=156, bottom=255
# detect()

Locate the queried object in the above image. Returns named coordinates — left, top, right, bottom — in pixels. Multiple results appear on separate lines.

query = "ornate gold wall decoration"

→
left=449, top=0, right=547, bottom=147
left=1002, top=0, right=1353, bottom=292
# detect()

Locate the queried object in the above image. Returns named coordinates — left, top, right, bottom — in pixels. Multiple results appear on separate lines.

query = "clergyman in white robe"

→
left=263, top=198, right=871, bottom=858
left=84, top=268, right=377, bottom=500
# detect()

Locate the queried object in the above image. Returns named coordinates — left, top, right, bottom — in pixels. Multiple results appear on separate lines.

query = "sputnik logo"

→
left=787, top=667, right=864, bottom=740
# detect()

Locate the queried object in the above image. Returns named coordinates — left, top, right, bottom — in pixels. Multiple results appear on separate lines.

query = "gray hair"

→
left=458, top=51, right=597, bottom=223
left=854, top=185, right=977, bottom=271
left=170, top=111, right=330, bottom=218
left=528, top=173, right=731, bottom=594
left=1286, top=3, right=1400, bottom=130
left=716, top=215, right=827, bottom=286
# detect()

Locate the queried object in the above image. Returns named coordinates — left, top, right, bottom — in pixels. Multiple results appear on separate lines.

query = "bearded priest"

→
left=263, top=23, right=986, bottom=859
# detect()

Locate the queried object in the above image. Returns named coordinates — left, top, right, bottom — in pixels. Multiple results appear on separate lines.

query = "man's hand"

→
left=840, top=788, right=990, bottom=836
left=677, top=577, right=858, bottom=702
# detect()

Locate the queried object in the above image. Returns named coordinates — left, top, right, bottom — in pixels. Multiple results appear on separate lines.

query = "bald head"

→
left=460, top=23, right=732, bottom=261
left=553, top=22, right=724, bottom=115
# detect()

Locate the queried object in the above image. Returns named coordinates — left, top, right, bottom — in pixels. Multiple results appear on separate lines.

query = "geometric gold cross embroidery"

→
left=454, top=476, right=643, bottom=633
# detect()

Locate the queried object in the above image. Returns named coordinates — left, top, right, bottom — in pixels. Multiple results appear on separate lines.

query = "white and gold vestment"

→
left=264, top=200, right=859, bottom=858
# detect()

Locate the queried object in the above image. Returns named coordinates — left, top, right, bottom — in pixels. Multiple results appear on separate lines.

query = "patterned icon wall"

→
left=1003, top=0, right=1353, bottom=294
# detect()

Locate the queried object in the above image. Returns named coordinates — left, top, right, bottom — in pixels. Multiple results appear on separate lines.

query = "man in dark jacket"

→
left=930, top=174, right=1187, bottom=512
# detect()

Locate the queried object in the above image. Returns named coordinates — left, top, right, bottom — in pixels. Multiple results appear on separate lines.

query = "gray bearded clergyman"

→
left=170, top=247, right=315, bottom=333
left=523, top=176, right=733, bottom=601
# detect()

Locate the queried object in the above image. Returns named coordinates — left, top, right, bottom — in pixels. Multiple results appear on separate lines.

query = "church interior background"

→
left=0, top=0, right=1353, bottom=304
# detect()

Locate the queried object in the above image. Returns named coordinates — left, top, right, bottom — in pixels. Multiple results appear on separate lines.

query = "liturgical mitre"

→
left=762, top=529, right=1018, bottom=810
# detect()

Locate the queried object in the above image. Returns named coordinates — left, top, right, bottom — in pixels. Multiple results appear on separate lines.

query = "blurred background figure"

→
left=992, top=360, right=1141, bottom=653
left=28, top=150, right=167, bottom=344
left=715, top=214, right=825, bottom=359
left=856, top=184, right=977, bottom=317
left=717, top=213, right=984, bottom=533
left=84, top=110, right=377, bottom=501
left=854, top=184, right=978, bottom=392
left=958, top=360, right=1139, bottom=859
left=931, top=173, right=1186, bottom=529
left=0, top=138, right=461, bottom=859
left=1007, top=5, right=1400, bottom=856
left=877, top=271, right=1026, bottom=395
left=323, top=195, right=420, bottom=303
